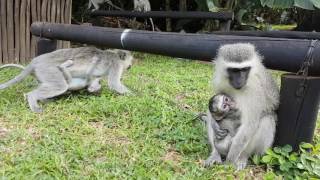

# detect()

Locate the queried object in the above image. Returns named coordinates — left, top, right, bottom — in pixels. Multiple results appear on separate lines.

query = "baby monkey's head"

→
left=208, top=93, right=236, bottom=121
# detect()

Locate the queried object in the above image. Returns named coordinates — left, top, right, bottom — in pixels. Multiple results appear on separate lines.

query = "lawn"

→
left=0, top=53, right=319, bottom=179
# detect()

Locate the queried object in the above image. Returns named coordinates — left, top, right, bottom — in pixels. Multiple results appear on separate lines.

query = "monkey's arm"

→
left=107, top=63, right=131, bottom=94
left=58, top=60, right=74, bottom=84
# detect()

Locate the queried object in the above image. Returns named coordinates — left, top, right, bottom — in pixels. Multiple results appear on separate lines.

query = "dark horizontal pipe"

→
left=211, top=30, right=320, bottom=40
left=91, top=10, right=233, bottom=21
left=30, top=22, right=320, bottom=76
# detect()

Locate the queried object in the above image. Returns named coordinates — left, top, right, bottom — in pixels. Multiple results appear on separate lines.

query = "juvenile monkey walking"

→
left=0, top=47, right=133, bottom=113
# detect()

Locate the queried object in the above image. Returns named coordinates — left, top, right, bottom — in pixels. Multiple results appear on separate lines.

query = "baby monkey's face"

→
left=208, top=94, right=236, bottom=121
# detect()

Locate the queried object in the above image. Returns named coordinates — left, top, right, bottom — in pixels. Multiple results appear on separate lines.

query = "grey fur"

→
left=133, top=0, right=155, bottom=31
left=0, top=64, right=25, bottom=70
left=216, top=43, right=257, bottom=63
left=211, top=43, right=279, bottom=170
left=201, top=94, right=241, bottom=167
left=0, top=47, right=133, bottom=113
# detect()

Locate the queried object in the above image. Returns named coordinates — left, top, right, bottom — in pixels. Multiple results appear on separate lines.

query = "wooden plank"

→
left=14, top=0, right=21, bottom=63
left=47, top=0, right=51, bottom=22
left=37, top=0, right=41, bottom=20
left=26, top=0, right=31, bottom=61
left=59, top=0, right=65, bottom=49
left=63, top=0, right=72, bottom=48
left=7, top=0, right=14, bottom=62
left=41, top=0, right=47, bottom=22
left=0, top=2, right=2, bottom=63
left=20, top=0, right=27, bottom=63
left=51, top=0, right=56, bottom=22
left=31, top=0, right=38, bottom=58
left=1, top=0, right=8, bottom=63
left=56, top=0, right=62, bottom=49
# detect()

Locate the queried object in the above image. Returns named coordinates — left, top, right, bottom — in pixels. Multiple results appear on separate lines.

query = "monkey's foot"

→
left=234, top=158, right=248, bottom=171
left=27, top=95, right=43, bottom=113
left=88, top=85, right=102, bottom=94
left=203, top=154, right=222, bottom=167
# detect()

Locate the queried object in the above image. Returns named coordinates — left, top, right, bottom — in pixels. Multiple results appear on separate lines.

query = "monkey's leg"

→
left=87, top=78, right=102, bottom=93
left=107, top=64, right=131, bottom=94
left=149, top=18, right=155, bottom=31
left=27, top=68, right=69, bottom=113
left=202, top=113, right=222, bottom=167
left=58, top=60, right=74, bottom=84
left=91, top=1, right=100, bottom=11
left=88, top=0, right=92, bottom=9
left=215, top=135, right=233, bottom=157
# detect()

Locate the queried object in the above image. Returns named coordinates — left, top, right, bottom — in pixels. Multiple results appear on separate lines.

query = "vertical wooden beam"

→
left=47, top=0, right=51, bottom=22
left=63, top=0, right=71, bottom=48
left=14, top=0, right=21, bottom=63
left=1, top=0, right=8, bottom=63
left=20, top=0, right=26, bottom=63
left=0, top=1, right=2, bottom=64
left=7, top=0, right=14, bottom=62
left=51, top=0, right=56, bottom=23
left=41, top=0, right=48, bottom=22
left=31, top=0, right=38, bottom=59
left=26, top=0, right=31, bottom=61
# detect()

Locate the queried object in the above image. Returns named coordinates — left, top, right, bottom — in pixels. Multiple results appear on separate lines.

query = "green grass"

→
left=0, top=54, right=319, bottom=179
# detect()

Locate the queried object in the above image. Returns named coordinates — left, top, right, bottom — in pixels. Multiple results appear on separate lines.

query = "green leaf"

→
left=274, top=0, right=294, bottom=8
left=263, top=171, right=277, bottom=180
left=252, top=154, right=260, bottom=165
left=294, top=0, right=315, bottom=10
left=274, top=147, right=281, bottom=153
left=289, top=154, right=298, bottom=162
left=282, top=145, right=293, bottom=153
left=297, top=163, right=304, bottom=169
left=311, top=0, right=320, bottom=8
left=262, top=155, right=273, bottom=163
left=260, top=0, right=275, bottom=7
left=300, top=142, right=314, bottom=149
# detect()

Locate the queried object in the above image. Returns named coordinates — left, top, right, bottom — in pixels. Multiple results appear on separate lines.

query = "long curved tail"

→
left=0, top=64, right=25, bottom=70
left=0, top=64, right=33, bottom=90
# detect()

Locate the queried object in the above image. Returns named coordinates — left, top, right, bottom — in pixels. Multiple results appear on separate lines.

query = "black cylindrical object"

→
left=211, top=30, right=320, bottom=40
left=30, top=22, right=320, bottom=75
left=91, top=10, right=233, bottom=21
left=36, top=38, right=57, bottom=56
left=274, top=74, right=320, bottom=150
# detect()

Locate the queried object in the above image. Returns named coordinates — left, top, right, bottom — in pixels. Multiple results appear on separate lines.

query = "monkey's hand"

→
left=203, top=151, right=222, bottom=167
left=215, top=128, right=228, bottom=140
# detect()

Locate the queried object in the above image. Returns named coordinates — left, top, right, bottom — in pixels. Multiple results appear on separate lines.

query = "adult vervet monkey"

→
left=133, top=0, right=155, bottom=31
left=0, top=47, right=133, bottom=113
left=211, top=43, right=279, bottom=170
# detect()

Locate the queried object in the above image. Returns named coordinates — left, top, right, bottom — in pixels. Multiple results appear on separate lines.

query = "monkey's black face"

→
left=227, top=67, right=251, bottom=89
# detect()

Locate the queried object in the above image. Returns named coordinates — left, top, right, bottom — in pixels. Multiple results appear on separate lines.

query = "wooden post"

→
left=36, top=38, right=57, bottom=56
left=274, top=74, right=320, bottom=150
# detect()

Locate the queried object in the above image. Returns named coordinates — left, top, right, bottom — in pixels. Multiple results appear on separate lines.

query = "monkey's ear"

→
left=118, top=51, right=127, bottom=60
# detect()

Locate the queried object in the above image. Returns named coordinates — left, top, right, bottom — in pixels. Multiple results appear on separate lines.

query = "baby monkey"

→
left=200, top=93, right=241, bottom=167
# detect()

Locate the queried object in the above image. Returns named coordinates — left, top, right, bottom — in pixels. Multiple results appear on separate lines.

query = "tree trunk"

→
left=165, top=0, right=171, bottom=31
left=179, top=0, right=187, bottom=11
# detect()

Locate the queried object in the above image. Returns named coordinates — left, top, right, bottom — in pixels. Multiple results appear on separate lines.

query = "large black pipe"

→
left=30, top=22, right=320, bottom=75
left=211, top=30, right=320, bottom=40
left=91, top=10, right=233, bottom=21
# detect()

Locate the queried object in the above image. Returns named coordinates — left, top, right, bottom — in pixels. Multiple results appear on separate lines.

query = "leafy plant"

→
left=256, top=143, right=320, bottom=179
left=261, top=0, right=320, bottom=10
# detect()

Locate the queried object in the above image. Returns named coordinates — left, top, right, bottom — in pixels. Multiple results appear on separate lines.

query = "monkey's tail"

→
left=0, top=64, right=33, bottom=90
left=0, top=64, right=25, bottom=70
left=149, top=18, right=155, bottom=31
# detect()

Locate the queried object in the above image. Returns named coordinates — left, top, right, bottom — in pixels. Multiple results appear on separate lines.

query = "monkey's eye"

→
left=224, top=97, right=229, bottom=102
left=223, top=104, right=228, bottom=109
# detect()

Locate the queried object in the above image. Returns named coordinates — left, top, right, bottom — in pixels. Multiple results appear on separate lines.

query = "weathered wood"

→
left=51, top=0, right=56, bottom=23
left=0, top=0, right=72, bottom=64
left=0, top=2, right=2, bottom=63
left=7, top=0, right=14, bottom=62
left=47, top=0, right=51, bottom=22
left=31, top=0, right=38, bottom=58
left=41, top=0, right=47, bottom=22
left=20, top=0, right=26, bottom=63
left=26, top=0, right=31, bottom=61
left=1, top=0, right=8, bottom=63
left=14, top=0, right=21, bottom=63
